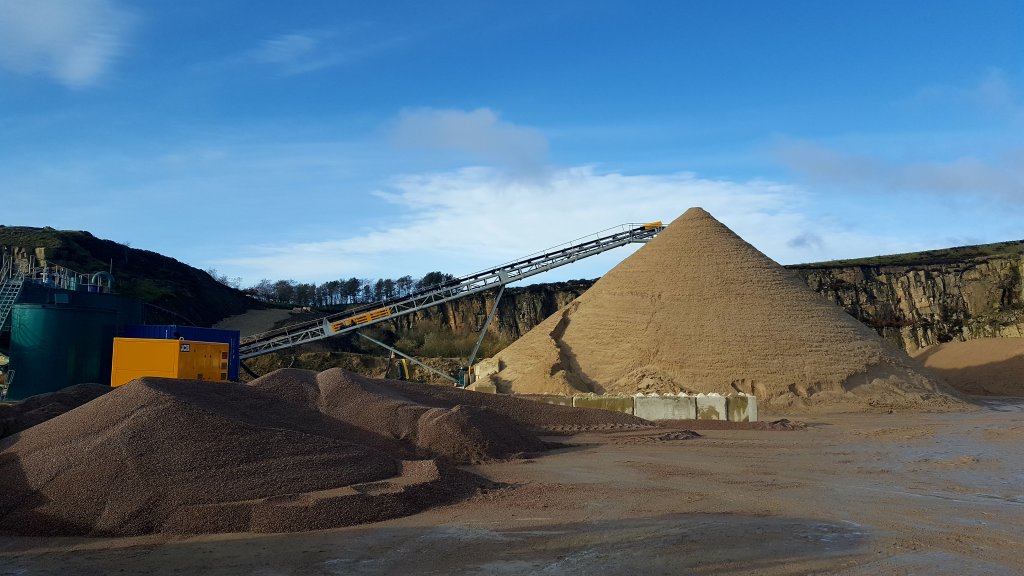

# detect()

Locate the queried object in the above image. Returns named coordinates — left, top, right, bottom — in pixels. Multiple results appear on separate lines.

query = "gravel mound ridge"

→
left=0, top=383, right=110, bottom=440
left=249, top=368, right=652, bottom=462
left=486, top=207, right=960, bottom=412
left=0, top=369, right=650, bottom=536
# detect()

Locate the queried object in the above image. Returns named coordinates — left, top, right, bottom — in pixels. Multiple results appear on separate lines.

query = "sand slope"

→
left=911, top=337, right=1024, bottom=396
left=485, top=208, right=958, bottom=412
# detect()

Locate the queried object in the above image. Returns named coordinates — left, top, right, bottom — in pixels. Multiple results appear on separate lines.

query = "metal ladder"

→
left=0, top=257, right=25, bottom=331
left=0, top=277, right=23, bottom=331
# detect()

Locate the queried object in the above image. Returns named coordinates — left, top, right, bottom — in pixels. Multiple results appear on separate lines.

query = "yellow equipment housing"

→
left=331, top=307, right=391, bottom=332
left=111, top=337, right=230, bottom=387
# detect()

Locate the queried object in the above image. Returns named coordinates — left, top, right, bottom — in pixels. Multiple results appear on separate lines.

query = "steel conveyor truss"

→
left=238, top=221, right=664, bottom=360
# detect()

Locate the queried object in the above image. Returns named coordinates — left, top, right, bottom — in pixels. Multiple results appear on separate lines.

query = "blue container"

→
left=121, top=325, right=241, bottom=381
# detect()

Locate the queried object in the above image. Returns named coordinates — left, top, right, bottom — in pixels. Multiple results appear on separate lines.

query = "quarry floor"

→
left=2, top=400, right=1022, bottom=576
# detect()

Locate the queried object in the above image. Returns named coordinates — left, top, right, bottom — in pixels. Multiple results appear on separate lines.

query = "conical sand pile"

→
left=485, top=208, right=959, bottom=412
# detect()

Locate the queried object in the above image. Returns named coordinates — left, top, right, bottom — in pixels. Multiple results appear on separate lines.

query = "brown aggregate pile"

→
left=0, top=368, right=650, bottom=537
left=0, top=383, right=110, bottom=439
left=249, top=368, right=652, bottom=462
left=486, top=207, right=960, bottom=412
left=911, top=337, right=1024, bottom=396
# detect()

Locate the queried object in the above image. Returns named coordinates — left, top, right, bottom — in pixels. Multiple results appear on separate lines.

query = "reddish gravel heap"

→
left=0, top=383, right=110, bottom=439
left=0, top=369, right=649, bottom=537
left=251, top=368, right=652, bottom=463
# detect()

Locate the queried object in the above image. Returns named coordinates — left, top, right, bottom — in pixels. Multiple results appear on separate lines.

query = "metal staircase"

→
left=0, top=257, right=25, bottom=331
left=239, top=221, right=665, bottom=359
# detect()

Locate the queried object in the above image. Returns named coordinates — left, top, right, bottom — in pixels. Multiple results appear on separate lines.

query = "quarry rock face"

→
left=793, top=257, right=1024, bottom=352
left=378, top=247, right=1021, bottom=359
left=483, top=208, right=958, bottom=412
left=389, top=281, right=590, bottom=343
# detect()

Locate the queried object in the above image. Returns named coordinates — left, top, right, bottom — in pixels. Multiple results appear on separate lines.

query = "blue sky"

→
left=2, top=1, right=1021, bottom=286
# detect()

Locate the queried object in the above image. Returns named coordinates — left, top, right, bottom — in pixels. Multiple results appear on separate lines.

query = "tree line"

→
left=206, top=269, right=455, bottom=308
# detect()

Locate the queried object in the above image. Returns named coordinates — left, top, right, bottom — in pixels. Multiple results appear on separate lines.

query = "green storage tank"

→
left=8, top=304, right=117, bottom=400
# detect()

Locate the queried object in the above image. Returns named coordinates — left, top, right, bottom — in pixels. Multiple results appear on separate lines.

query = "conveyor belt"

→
left=239, top=221, right=664, bottom=359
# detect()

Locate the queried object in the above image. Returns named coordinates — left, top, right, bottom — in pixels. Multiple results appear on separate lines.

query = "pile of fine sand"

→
left=482, top=207, right=959, bottom=412
left=0, top=369, right=647, bottom=537
left=911, top=338, right=1024, bottom=396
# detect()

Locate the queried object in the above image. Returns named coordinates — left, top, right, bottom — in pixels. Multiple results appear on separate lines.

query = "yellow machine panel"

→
left=331, top=307, right=391, bottom=332
left=111, top=338, right=230, bottom=387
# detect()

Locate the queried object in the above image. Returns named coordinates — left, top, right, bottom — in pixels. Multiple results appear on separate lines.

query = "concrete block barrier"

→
left=572, top=395, right=635, bottom=414
left=695, top=393, right=727, bottom=420
left=515, top=392, right=757, bottom=421
left=521, top=394, right=574, bottom=407
left=633, top=395, right=697, bottom=421
left=726, top=394, right=758, bottom=422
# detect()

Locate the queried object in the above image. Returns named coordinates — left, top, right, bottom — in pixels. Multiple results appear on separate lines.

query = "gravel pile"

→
left=0, top=383, right=110, bottom=440
left=0, top=368, right=651, bottom=537
left=249, top=368, right=651, bottom=463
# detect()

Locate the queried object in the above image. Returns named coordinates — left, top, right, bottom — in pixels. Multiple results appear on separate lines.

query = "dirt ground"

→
left=2, top=400, right=1021, bottom=575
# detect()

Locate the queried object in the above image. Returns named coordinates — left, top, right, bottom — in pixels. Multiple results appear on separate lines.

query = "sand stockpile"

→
left=0, top=369, right=648, bottom=537
left=483, top=207, right=959, bottom=412
left=911, top=337, right=1024, bottom=396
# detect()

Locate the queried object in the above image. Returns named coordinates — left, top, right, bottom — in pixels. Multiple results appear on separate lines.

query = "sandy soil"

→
left=911, top=337, right=1024, bottom=396
left=2, top=400, right=1020, bottom=575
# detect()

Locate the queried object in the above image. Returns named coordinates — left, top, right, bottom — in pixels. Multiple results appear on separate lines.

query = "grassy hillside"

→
left=0, top=226, right=259, bottom=327
left=790, top=240, right=1024, bottom=269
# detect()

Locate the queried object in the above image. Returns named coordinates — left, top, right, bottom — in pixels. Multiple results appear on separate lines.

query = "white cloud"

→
left=214, top=165, right=910, bottom=284
left=390, top=108, right=549, bottom=174
left=0, top=0, right=134, bottom=88
left=248, top=28, right=404, bottom=75
left=775, top=139, right=1024, bottom=202
left=252, top=33, right=318, bottom=65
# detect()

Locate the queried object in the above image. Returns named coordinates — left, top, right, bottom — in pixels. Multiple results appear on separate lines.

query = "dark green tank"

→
left=8, top=304, right=117, bottom=399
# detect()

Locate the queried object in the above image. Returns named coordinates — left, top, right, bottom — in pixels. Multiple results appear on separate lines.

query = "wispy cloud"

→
left=213, top=165, right=911, bottom=283
left=914, top=67, right=1023, bottom=122
left=252, top=33, right=318, bottom=66
left=247, top=27, right=404, bottom=75
left=389, top=107, right=550, bottom=174
left=775, top=138, right=1024, bottom=202
left=0, top=0, right=135, bottom=88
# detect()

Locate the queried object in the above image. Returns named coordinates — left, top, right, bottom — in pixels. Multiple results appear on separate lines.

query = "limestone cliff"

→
left=381, top=241, right=1023, bottom=357
left=386, top=280, right=592, bottom=343
left=789, top=242, right=1024, bottom=352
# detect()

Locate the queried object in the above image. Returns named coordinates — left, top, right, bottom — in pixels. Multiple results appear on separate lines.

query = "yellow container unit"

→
left=111, top=337, right=230, bottom=387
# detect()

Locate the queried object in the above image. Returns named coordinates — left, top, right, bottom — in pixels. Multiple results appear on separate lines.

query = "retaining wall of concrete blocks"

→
left=695, top=394, right=728, bottom=420
left=517, top=393, right=757, bottom=422
left=633, top=395, right=697, bottom=420
left=727, top=394, right=758, bottom=422
left=521, top=394, right=574, bottom=407
left=572, top=395, right=635, bottom=414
